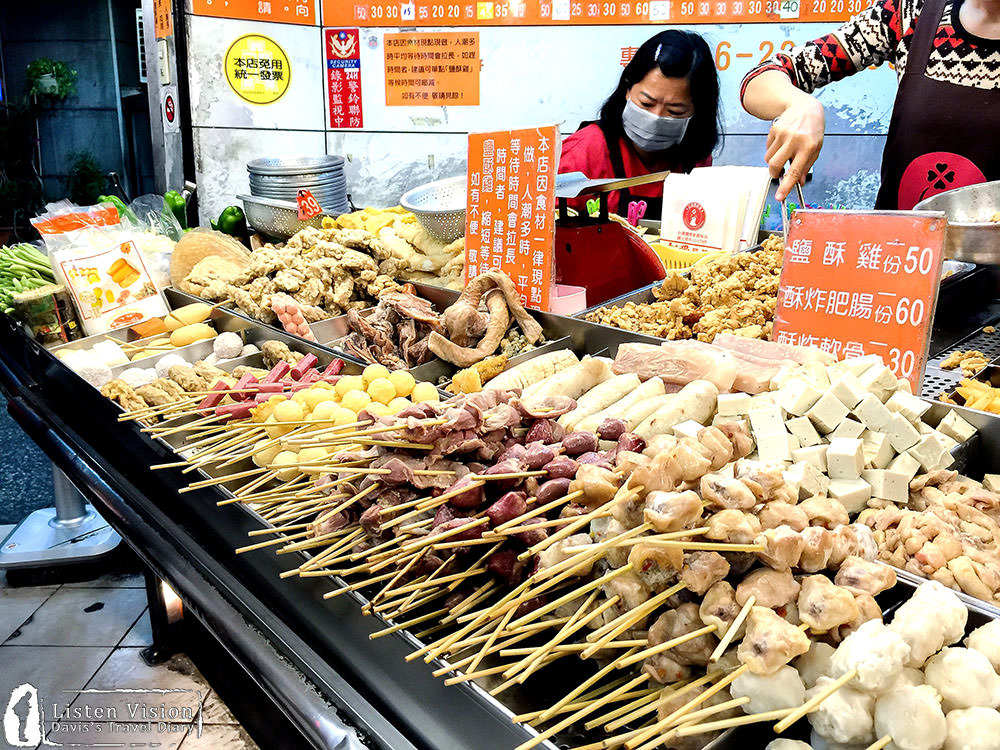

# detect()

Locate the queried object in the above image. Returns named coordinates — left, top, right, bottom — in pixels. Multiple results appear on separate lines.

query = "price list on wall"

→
left=320, top=0, right=863, bottom=26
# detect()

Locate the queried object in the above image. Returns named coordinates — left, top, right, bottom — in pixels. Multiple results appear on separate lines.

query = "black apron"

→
left=876, top=0, right=1000, bottom=209
left=603, top=129, right=665, bottom=218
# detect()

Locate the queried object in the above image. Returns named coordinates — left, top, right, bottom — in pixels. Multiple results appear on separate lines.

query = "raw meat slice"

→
left=613, top=341, right=737, bottom=392
left=712, top=333, right=835, bottom=365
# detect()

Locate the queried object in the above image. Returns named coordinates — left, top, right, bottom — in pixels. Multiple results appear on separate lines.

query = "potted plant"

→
left=25, top=58, right=77, bottom=100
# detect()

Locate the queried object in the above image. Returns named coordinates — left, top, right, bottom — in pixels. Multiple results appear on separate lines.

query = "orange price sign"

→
left=153, top=0, right=174, bottom=38
left=466, top=125, right=560, bottom=311
left=296, top=189, right=323, bottom=220
left=772, top=210, right=948, bottom=392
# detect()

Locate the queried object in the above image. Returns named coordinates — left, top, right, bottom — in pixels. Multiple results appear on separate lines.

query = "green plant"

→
left=25, top=58, right=77, bottom=100
left=0, top=102, right=44, bottom=239
left=66, top=152, right=106, bottom=206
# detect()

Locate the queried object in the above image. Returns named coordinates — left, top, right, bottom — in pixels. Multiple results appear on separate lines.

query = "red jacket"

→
left=558, top=123, right=712, bottom=215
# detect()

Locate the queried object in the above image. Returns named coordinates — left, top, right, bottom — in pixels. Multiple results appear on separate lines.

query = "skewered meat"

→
left=829, top=523, right=878, bottom=567
left=701, top=474, right=757, bottom=510
left=699, top=581, right=745, bottom=639
left=644, top=652, right=691, bottom=685
left=536, top=477, right=570, bottom=505
left=537, top=534, right=594, bottom=577
left=647, top=603, right=715, bottom=667
left=799, top=495, right=850, bottom=529
left=544, top=456, right=579, bottom=480
left=591, top=517, right=630, bottom=568
left=485, top=492, right=528, bottom=526
left=829, top=619, right=911, bottom=693
left=680, top=551, right=730, bottom=595
left=795, top=641, right=836, bottom=689
left=737, top=605, right=811, bottom=675
left=797, top=575, right=859, bottom=631
left=807, top=676, right=877, bottom=745
left=705, top=509, right=761, bottom=544
left=736, top=568, right=801, bottom=609
left=598, top=418, right=628, bottom=442
left=602, top=570, right=651, bottom=623
left=799, top=526, right=835, bottom=573
left=134, top=384, right=173, bottom=406
left=644, top=490, right=703, bottom=532
left=629, top=543, right=682, bottom=591
left=570, top=464, right=620, bottom=507
left=873, top=685, right=947, bottom=750
left=834, top=592, right=883, bottom=642
left=758, top=502, right=809, bottom=531
left=756, top=525, right=806, bottom=571
left=835, top=556, right=897, bottom=597
left=735, top=460, right=791, bottom=503
left=924, top=647, right=1000, bottom=710
left=731, top=665, right=806, bottom=714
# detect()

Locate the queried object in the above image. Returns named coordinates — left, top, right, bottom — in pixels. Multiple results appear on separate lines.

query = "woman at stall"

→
left=742, top=0, right=1000, bottom=209
left=559, top=29, right=721, bottom=215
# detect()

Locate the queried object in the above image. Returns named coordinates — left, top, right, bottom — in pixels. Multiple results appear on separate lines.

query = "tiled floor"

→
left=0, top=525, right=259, bottom=750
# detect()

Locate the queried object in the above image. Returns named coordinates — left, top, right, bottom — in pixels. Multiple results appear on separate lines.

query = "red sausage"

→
left=290, top=353, right=319, bottom=381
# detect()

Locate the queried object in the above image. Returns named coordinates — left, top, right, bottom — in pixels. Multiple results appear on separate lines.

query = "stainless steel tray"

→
left=915, top=180, right=1000, bottom=263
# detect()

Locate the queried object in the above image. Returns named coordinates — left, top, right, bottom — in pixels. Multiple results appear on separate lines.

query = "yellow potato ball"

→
left=312, top=380, right=336, bottom=391
left=302, top=388, right=335, bottom=411
left=251, top=439, right=280, bottom=468
left=335, top=375, right=364, bottom=397
left=264, top=414, right=293, bottom=440
left=411, top=382, right=440, bottom=404
left=272, top=450, right=300, bottom=481
left=297, top=446, right=328, bottom=474
left=341, top=390, right=372, bottom=414
left=366, top=402, right=392, bottom=417
left=331, top=406, right=358, bottom=426
left=362, top=363, right=391, bottom=386
left=273, top=399, right=305, bottom=423
left=388, top=370, right=416, bottom=398
left=309, top=400, right=340, bottom=423
left=366, top=377, right=396, bottom=405
left=387, top=397, right=412, bottom=414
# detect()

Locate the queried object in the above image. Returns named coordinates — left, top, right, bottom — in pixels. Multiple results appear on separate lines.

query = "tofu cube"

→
left=907, top=434, right=953, bottom=472
left=793, top=445, right=829, bottom=473
left=830, top=418, right=866, bottom=441
left=786, top=416, right=823, bottom=448
left=749, top=405, right=785, bottom=435
left=755, top=431, right=793, bottom=463
left=778, top=378, right=824, bottom=417
left=801, top=362, right=831, bottom=389
left=673, top=419, right=706, bottom=440
left=862, top=469, right=909, bottom=504
left=859, top=364, right=900, bottom=402
left=937, top=411, right=977, bottom=444
left=829, top=374, right=869, bottom=410
left=885, top=413, right=920, bottom=453
left=844, top=355, right=884, bottom=377
left=717, top=393, right=753, bottom=417
left=932, top=430, right=959, bottom=452
left=828, top=478, right=872, bottom=514
left=896, top=378, right=913, bottom=394
left=787, top=432, right=801, bottom=451
left=888, top=452, right=921, bottom=482
left=786, top=460, right=830, bottom=500
left=827, top=437, right=865, bottom=480
left=917, top=421, right=935, bottom=436
left=885, top=392, right=931, bottom=423
left=854, top=394, right=893, bottom=432
left=862, top=429, right=895, bottom=469
left=983, top=474, right=1000, bottom=492
left=806, top=392, right=850, bottom=434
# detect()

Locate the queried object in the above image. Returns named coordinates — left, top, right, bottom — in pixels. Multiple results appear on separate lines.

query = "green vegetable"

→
left=98, top=195, right=137, bottom=224
left=215, top=206, right=246, bottom=238
left=164, top=190, right=187, bottom=230
left=0, top=244, right=55, bottom=315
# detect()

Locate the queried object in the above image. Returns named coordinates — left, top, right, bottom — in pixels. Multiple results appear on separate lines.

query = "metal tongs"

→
left=780, top=181, right=807, bottom=247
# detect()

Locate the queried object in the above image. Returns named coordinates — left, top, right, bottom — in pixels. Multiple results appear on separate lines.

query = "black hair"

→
left=597, top=30, right=721, bottom=172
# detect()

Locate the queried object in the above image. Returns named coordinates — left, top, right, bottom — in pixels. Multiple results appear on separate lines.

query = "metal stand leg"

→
left=0, top=464, right=121, bottom=569
left=140, top=568, right=179, bottom=665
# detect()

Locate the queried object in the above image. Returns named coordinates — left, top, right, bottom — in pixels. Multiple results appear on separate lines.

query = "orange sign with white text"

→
left=772, top=210, right=947, bottom=392
left=192, top=0, right=316, bottom=25
left=466, top=126, right=560, bottom=311
left=385, top=32, right=479, bottom=106
left=153, top=0, right=173, bottom=38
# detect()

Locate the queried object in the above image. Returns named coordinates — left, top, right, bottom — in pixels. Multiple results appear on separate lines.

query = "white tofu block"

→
left=844, top=355, right=884, bottom=377
left=750, top=392, right=779, bottom=407
left=717, top=393, right=753, bottom=417
left=749, top=405, right=785, bottom=435
left=885, top=392, right=931, bottom=423
left=828, top=437, right=865, bottom=480
left=907, top=434, right=952, bottom=472
left=828, top=478, right=872, bottom=514
left=673, top=419, right=706, bottom=440
left=896, top=378, right=913, bottom=394
left=786, top=461, right=830, bottom=500
left=862, top=469, right=909, bottom=504
left=917, top=421, right=935, bottom=435
left=793, top=445, right=829, bottom=473
left=769, top=368, right=800, bottom=390
left=854, top=394, right=893, bottom=432
left=937, top=411, right=977, bottom=443
left=861, top=430, right=895, bottom=469
left=801, top=362, right=831, bottom=389
left=786, top=416, right=822, bottom=448
left=778, top=378, right=824, bottom=417
left=756, top=431, right=793, bottom=463
left=806, top=392, right=850, bottom=434
left=888, top=452, right=921, bottom=482
left=932, top=430, right=959, bottom=452
left=829, top=374, right=868, bottom=410
left=885, top=413, right=920, bottom=453
left=830, top=418, right=866, bottom=441
left=983, top=474, right=1000, bottom=492
left=787, top=432, right=801, bottom=451
left=859, top=364, right=899, bottom=402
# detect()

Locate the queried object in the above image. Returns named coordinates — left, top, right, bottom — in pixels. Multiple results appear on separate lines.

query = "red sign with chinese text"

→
left=466, top=125, right=560, bottom=311
left=772, top=210, right=947, bottom=392
left=326, top=29, right=363, bottom=129
left=193, top=0, right=315, bottom=25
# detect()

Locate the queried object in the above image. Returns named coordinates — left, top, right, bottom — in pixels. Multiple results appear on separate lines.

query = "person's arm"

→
left=740, top=0, right=905, bottom=199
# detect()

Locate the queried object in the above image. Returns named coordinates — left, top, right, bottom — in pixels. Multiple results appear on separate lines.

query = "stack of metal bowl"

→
left=247, top=155, right=350, bottom=215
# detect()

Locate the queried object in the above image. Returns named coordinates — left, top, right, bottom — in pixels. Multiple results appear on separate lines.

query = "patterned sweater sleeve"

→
left=740, top=0, right=909, bottom=99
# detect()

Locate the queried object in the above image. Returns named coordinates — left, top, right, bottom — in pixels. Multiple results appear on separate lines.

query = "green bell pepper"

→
left=98, top=195, right=137, bottom=224
left=215, top=206, right=246, bottom=237
left=163, top=190, right=187, bottom=230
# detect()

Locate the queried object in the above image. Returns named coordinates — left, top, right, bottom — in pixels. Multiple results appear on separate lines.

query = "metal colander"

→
left=238, top=194, right=327, bottom=240
left=399, top=175, right=466, bottom=243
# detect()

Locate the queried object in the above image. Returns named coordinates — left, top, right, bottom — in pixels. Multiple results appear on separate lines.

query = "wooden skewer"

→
left=468, top=471, right=547, bottom=481
left=499, top=640, right=645, bottom=657
left=399, top=518, right=489, bottom=552
left=773, top=668, right=858, bottom=733
left=506, top=564, right=638, bottom=633
left=519, top=508, right=627, bottom=562
left=235, top=529, right=311, bottom=554
left=369, top=607, right=451, bottom=639
left=602, top=673, right=719, bottom=734
left=246, top=522, right=311, bottom=537
left=487, top=490, right=585, bottom=534
left=672, top=707, right=796, bottom=737
left=510, top=676, right=635, bottom=725
left=864, top=736, right=892, bottom=750
left=709, top=595, right=754, bottom=663
left=614, top=624, right=718, bottom=669
left=581, top=688, right=661, bottom=733
left=583, top=581, right=686, bottom=654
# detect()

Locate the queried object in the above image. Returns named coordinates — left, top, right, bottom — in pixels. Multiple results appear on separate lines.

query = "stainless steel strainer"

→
left=399, top=175, right=466, bottom=243
left=238, top=194, right=326, bottom=240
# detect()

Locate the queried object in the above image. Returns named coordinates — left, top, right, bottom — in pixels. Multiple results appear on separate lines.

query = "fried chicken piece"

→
left=797, top=575, right=860, bottom=631
left=167, top=365, right=209, bottom=392
left=647, top=603, right=716, bottom=667
left=644, top=490, right=704, bottom=532
left=134, top=384, right=175, bottom=407
left=705, top=509, right=761, bottom=544
left=736, top=568, right=801, bottom=609
left=835, top=556, right=897, bottom=597
left=756, top=525, right=805, bottom=571
left=700, top=581, right=745, bottom=639
left=680, top=551, right=730, bottom=595
left=738, top=606, right=811, bottom=675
